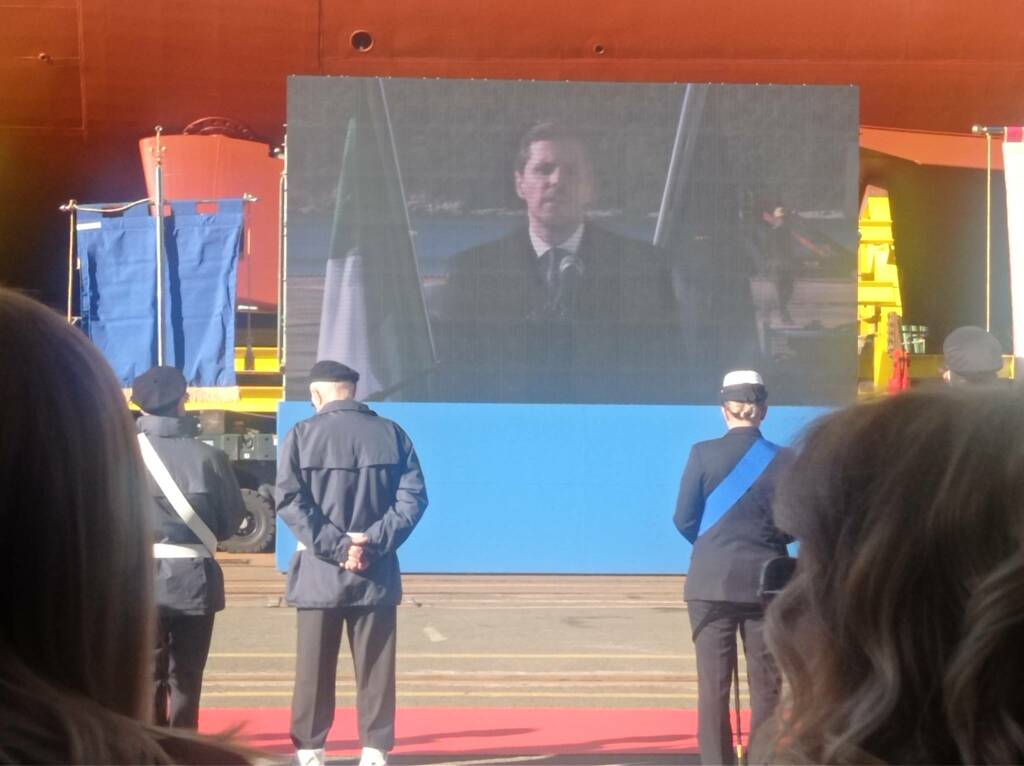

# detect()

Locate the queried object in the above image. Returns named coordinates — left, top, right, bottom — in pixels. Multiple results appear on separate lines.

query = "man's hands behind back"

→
left=343, top=532, right=373, bottom=572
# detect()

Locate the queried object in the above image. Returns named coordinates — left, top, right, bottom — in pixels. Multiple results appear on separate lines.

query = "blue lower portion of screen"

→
left=275, top=402, right=829, bottom=574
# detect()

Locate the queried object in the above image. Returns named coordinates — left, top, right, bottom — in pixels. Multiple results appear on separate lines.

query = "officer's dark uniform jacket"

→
left=138, top=415, right=246, bottom=615
left=276, top=399, right=428, bottom=609
left=673, top=425, right=792, bottom=603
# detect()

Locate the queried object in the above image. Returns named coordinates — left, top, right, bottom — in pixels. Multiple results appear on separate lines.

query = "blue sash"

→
left=698, top=438, right=781, bottom=537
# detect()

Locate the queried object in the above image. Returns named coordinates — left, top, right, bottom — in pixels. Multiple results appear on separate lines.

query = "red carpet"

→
left=200, top=707, right=741, bottom=755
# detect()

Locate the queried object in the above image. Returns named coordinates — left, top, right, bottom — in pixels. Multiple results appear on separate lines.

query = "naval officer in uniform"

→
left=673, top=370, right=792, bottom=764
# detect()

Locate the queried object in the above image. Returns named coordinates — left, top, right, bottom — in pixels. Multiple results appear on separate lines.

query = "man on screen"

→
left=436, top=121, right=681, bottom=403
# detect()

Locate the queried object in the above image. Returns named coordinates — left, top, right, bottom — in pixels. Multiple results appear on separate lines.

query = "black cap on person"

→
left=309, top=360, right=360, bottom=384
left=130, top=365, right=187, bottom=415
left=942, top=326, right=1003, bottom=377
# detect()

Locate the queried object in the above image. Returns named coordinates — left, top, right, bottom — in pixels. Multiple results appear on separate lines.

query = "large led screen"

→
left=286, top=78, right=858, bottom=405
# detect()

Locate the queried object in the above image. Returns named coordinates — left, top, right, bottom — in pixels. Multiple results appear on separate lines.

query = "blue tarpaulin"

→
left=77, top=199, right=243, bottom=387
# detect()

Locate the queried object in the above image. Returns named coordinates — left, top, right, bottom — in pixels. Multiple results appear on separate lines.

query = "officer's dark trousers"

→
left=291, top=606, right=397, bottom=752
left=154, top=612, right=216, bottom=729
left=687, top=600, right=780, bottom=765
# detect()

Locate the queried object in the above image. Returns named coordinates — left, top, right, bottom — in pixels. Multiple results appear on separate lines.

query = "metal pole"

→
left=972, top=125, right=1005, bottom=331
left=65, top=199, right=77, bottom=323
left=375, top=77, right=438, bottom=361
left=987, top=132, right=993, bottom=331
left=276, top=132, right=288, bottom=383
left=276, top=133, right=287, bottom=373
left=240, top=193, right=260, bottom=371
left=152, top=126, right=166, bottom=365
left=654, top=84, right=708, bottom=247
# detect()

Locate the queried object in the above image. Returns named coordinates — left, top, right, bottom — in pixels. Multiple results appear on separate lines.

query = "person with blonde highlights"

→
left=674, top=370, right=792, bottom=764
left=765, top=388, right=1024, bottom=764
left=0, top=288, right=249, bottom=764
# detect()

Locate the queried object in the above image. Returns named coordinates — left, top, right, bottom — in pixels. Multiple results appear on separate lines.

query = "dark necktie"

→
left=543, top=247, right=565, bottom=299
left=542, top=247, right=583, bottom=318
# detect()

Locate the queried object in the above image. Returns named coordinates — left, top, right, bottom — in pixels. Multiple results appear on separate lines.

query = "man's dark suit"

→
left=435, top=223, right=682, bottom=403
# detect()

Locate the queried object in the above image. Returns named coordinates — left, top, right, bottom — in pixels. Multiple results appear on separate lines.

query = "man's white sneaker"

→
left=358, top=746, right=388, bottom=766
left=294, top=748, right=325, bottom=766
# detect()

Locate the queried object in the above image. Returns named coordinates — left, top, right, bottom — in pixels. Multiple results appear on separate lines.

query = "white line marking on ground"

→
left=423, top=625, right=448, bottom=642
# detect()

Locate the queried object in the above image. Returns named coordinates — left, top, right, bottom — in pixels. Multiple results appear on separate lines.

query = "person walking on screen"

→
left=277, top=360, right=429, bottom=766
left=132, top=365, right=247, bottom=729
left=673, top=370, right=792, bottom=764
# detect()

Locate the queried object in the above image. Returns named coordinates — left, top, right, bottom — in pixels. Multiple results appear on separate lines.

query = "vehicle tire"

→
left=219, top=488, right=276, bottom=553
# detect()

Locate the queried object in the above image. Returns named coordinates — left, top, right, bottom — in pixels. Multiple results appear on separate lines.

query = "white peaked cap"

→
left=721, top=370, right=764, bottom=388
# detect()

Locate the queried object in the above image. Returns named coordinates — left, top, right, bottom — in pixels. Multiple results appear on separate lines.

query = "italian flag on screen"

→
left=1005, top=127, right=1024, bottom=357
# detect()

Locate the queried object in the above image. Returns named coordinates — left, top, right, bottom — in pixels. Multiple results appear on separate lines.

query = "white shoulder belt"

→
left=138, top=433, right=217, bottom=558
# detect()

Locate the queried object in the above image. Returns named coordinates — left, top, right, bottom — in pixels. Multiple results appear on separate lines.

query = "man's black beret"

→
left=942, top=326, right=1003, bottom=376
left=309, top=360, right=360, bottom=384
left=130, top=365, right=187, bottom=415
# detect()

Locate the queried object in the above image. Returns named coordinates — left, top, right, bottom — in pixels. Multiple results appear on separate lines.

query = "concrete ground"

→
left=207, top=554, right=754, bottom=764
left=209, top=554, right=757, bottom=709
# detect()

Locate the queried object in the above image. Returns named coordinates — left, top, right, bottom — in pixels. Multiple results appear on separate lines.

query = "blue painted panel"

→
left=276, top=402, right=828, bottom=573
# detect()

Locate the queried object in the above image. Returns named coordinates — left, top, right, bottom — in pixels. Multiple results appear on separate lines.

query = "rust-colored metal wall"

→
left=315, top=0, right=1024, bottom=133
left=7, top=1, right=1024, bottom=139
left=2, top=0, right=1023, bottom=300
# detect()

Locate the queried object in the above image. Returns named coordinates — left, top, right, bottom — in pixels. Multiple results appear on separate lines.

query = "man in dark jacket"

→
left=276, top=360, right=428, bottom=766
left=435, top=120, right=681, bottom=403
left=673, top=370, right=791, bottom=765
left=131, top=365, right=246, bottom=729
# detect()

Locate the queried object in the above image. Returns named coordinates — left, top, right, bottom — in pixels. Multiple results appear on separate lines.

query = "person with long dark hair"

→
left=0, top=288, right=249, bottom=764
left=764, top=388, right=1024, bottom=764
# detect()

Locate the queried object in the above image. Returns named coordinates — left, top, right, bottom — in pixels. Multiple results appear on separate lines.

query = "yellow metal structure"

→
left=185, top=385, right=283, bottom=414
left=857, top=190, right=902, bottom=392
left=856, top=190, right=1014, bottom=392
left=234, top=345, right=281, bottom=374
left=199, top=346, right=282, bottom=413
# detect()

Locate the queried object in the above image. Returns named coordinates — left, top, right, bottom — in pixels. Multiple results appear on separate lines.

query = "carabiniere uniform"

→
left=139, top=413, right=246, bottom=728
